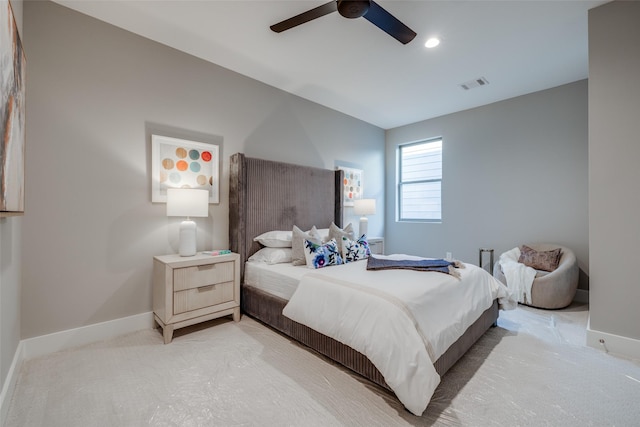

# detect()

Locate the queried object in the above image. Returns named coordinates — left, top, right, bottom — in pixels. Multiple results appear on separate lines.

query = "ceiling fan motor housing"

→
left=338, top=0, right=371, bottom=19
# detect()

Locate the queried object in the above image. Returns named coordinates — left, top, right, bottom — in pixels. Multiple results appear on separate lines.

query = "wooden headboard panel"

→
left=229, top=153, right=343, bottom=280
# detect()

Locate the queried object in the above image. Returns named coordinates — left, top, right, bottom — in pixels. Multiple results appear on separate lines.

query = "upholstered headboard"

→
left=229, top=153, right=343, bottom=280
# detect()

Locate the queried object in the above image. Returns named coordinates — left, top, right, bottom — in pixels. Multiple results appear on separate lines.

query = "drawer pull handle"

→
left=198, top=285, right=215, bottom=292
left=198, top=264, right=215, bottom=271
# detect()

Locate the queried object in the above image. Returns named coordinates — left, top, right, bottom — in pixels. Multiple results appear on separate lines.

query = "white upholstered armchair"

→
left=493, top=244, right=579, bottom=309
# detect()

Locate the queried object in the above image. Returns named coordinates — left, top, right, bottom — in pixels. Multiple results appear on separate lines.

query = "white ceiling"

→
left=53, top=0, right=606, bottom=129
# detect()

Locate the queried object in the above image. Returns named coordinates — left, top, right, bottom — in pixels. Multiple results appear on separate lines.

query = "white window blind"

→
left=398, top=138, right=442, bottom=222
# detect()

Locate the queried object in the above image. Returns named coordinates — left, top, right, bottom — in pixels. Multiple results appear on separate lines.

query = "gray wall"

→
left=385, top=80, right=589, bottom=290
left=1, top=0, right=23, bottom=403
left=21, top=1, right=384, bottom=339
left=588, top=1, right=640, bottom=341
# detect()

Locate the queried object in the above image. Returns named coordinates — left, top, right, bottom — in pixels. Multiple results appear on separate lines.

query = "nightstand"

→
left=153, top=252, right=240, bottom=344
left=368, top=237, right=384, bottom=255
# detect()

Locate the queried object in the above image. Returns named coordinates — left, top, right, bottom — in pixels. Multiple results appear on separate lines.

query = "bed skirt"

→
left=241, top=284, right=499, bottom=391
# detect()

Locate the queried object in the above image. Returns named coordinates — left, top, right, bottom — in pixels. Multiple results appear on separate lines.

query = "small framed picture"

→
left=337, top=166, right=363, bottom=207
left=151, top=135, right=219, bottom=203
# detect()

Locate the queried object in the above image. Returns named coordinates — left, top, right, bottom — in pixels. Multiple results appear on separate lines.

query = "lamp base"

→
left=179, top=219, right=197, bottom=256
left=359, top=217, right=368, bottom=238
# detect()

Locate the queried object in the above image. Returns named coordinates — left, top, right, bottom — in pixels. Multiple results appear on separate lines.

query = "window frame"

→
left=397, top=137, right=443, bottom=223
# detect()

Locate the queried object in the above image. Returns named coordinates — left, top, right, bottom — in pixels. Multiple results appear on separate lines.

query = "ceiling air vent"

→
left=460, top=77, right=489, bottom=91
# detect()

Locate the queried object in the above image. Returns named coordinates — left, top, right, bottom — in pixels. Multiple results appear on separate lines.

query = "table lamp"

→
left=166, top=188, right=209, bottom=256
left=353, top=198, right=376, bottom=237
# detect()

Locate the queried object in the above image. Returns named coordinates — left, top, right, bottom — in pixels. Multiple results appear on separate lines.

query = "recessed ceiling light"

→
left=424, top=37, right=440, bottom=48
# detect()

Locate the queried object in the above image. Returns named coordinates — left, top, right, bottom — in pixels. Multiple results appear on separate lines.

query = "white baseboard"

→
left=1, top=341, right=24, bottom=427
left=573, top=289, right=589, bottom=304
left=21, top=311, right=155, bottom=360
left=587, top=321, right=640, bottom=362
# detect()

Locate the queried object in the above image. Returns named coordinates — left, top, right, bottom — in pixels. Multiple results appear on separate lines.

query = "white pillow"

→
left=248, top=248, right=292, bottom=265
left=253, top=230, right=292, bottom=248
left=317, top=228, right=330, bottom=242
left=328, top=222, right=354, bottom=256
left=292, top=225, right=322, bottom=266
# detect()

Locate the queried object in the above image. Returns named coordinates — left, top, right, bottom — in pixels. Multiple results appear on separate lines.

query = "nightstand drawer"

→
left=174, top=281, right=235, bottom=314
left=173, top=261, right=235, bottom=292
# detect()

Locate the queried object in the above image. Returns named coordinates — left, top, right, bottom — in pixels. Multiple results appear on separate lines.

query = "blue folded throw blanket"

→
left=366, top=256, right=464, bottom=278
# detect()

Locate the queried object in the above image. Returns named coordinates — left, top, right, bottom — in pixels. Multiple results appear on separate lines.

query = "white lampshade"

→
left=353, top=199, right=376, bottom=237
left=354, top=199, right=376, bottom=216
left=166, top=189, right=209, bottom=256
left=166, top=188, right=209, bottom=218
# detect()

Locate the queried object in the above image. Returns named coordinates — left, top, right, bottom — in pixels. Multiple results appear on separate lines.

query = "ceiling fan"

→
left=270, top=0, right=417, bottom=45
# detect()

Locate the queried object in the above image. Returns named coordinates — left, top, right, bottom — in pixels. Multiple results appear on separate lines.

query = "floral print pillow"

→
left=342, top=234, right=371, bottom=262
left=303, top=238, right=344, bottom=269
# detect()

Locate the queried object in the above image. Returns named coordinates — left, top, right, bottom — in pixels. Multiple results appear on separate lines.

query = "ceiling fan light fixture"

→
left=425, top=37, right=440, bottom=48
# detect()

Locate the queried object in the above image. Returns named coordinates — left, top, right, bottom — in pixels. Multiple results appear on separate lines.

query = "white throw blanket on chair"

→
left=499, top=247, right=536, bottom=304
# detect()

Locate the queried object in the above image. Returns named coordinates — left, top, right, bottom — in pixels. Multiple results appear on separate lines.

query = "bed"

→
left=228, top=153, right=511, bottom=415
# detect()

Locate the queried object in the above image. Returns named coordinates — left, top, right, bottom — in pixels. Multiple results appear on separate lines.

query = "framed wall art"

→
left=151, top=135, right=219, bottom=203
left=337, top=166, right=363, bottom=207
left=1, top=0, right=26, bottom=216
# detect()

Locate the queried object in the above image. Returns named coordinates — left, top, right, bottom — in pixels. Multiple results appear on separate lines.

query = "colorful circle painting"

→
left=339, top=167, right=363, bottom=206
left=152, top=135, right=220, bottom=203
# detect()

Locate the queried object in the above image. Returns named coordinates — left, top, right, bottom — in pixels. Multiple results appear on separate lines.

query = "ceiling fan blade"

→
left=362, top=1, right=416, bottom=44
left=270, top=1, right=338, bottom=33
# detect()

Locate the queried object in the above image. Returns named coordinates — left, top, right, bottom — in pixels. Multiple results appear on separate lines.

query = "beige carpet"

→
left=6, top=303, right=640, bottom=426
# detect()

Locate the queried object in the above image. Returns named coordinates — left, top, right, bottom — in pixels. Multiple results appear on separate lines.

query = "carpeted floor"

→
left=5, top=303, right=640, bottom=426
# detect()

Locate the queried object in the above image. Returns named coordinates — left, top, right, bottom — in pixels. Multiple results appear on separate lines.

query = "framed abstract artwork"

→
left=151, top=135, right=219, bottom=203
left=337, top=166, right=363, bottom=207
left=0, top=0, right=26, bottom=216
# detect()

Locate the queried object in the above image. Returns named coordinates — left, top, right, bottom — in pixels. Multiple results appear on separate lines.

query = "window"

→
left=398, top=138, right=442, bottom=222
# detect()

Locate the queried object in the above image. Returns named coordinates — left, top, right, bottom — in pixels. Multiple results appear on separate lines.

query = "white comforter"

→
left=282, top=254, right=515, bottom=416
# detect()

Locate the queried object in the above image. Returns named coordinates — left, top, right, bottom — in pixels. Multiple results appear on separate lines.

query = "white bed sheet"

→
left=244, top=261, right=307, bottom=300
